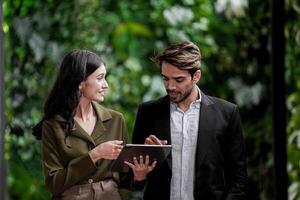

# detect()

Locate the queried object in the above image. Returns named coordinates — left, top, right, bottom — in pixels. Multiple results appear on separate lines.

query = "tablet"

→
left=111, top=144, right=172, bottom=172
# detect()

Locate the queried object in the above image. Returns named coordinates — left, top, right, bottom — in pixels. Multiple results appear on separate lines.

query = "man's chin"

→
left=169, top=96, right=180, bottom=103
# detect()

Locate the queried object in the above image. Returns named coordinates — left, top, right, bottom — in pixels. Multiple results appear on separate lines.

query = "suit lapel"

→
left=155, top=96, right=172, bottom=169
left=54, top=102, right=112, bottom=146
left=156, top=96, right=171, bottom=144
left=54, top=115, right=96, bottom=145
left=91, top=102, right=112, bottom=144
left=153, top=93, right=214, bottom=170
left=70, top=124, right=96, bottom=145
left=196, top=92, right=214, bottom=167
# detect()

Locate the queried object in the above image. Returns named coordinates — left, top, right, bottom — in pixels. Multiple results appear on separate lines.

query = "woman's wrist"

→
left=134, top=175, right=146, bottom=182
left=89, top=149, right=101, bottom=162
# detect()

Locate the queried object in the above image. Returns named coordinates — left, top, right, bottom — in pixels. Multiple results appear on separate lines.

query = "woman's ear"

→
left=79, top=82, right=84, bottom=91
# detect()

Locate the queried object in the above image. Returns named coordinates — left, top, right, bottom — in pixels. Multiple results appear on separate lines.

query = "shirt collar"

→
left=170, top=86, right=202, bottom=111
left=194, top=86, right=202, bottom=107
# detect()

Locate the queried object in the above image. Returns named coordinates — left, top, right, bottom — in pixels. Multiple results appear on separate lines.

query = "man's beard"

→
left=167, top=86, right=194, bottom=103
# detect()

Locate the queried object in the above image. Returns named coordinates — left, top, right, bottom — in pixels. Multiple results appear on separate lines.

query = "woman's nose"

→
left=103, top=79, right=109, bottom=89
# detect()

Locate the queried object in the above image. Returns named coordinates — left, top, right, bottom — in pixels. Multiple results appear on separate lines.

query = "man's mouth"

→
left=168, top=91, right=178, bottom=98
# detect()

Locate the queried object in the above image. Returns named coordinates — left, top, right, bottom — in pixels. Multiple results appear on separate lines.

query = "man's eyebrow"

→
left=171, top=76, right=185, bottom=79
left=161, top=74, right=185, bottom=79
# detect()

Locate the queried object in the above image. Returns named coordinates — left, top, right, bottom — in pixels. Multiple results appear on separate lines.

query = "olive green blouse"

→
left=42, top=102, right=127, bottom=196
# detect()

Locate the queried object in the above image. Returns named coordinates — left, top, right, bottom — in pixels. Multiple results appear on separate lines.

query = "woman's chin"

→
left=97, top=96, right=105, bottom=102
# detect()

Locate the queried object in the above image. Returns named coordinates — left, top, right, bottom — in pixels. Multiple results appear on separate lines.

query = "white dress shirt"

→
left=170, top=88, right=201, bottom=200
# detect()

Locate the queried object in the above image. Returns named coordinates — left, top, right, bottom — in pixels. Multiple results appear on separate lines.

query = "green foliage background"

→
left=2, top=0, right=300, bottom=199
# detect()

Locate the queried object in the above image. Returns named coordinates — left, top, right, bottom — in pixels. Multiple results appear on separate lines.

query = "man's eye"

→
left=176, top=79, right=183, bottom=83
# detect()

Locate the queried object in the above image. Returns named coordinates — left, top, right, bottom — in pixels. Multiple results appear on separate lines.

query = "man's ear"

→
left=193, top=70, right=201, bottom=83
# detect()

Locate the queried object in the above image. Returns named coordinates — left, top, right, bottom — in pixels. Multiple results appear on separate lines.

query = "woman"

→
left=32, top=50, right=155, bottom=199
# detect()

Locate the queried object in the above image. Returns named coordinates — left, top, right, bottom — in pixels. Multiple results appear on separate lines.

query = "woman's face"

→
left=79, top=64, right=108, bottom=102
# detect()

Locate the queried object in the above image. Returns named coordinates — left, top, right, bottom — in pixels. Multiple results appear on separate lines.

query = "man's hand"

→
left=144, top=134, right=168, bottom=145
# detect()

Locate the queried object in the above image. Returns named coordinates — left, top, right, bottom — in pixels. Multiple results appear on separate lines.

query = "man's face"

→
left=161, top=62, right=200, bottom=103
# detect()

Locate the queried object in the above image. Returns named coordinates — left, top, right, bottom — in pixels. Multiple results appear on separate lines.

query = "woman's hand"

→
left=89, top=140, right=123, bottom=162
left=124, top=155, right=157, bottom=181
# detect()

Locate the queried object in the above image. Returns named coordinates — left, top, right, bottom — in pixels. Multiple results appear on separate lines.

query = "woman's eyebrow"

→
left=96, top=73, right=105, bottom=77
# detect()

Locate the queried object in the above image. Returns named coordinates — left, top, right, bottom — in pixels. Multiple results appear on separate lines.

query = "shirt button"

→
left=88, top=178, right=93, bottom=183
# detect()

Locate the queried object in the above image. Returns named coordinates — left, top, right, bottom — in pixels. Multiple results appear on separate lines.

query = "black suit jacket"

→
left=132, top=92, right=247, bottom=200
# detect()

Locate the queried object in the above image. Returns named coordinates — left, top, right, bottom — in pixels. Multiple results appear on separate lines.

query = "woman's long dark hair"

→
left=32, top=50, right=105, bottom=140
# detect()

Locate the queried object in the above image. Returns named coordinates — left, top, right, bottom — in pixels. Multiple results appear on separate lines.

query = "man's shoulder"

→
left=203, top=93, right=238, bottom=110
left=202, top=94, right=240, bottom=120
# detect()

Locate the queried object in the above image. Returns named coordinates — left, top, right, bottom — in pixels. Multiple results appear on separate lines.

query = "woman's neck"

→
left=75, top=99, right=94, bottom=122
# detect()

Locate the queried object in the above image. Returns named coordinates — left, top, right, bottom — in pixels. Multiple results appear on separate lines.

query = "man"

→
left=132, top=41, right=247, bottom=200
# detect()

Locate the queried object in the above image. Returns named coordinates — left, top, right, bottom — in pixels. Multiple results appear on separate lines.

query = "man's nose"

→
left=166, top=80, right=176, bottom=90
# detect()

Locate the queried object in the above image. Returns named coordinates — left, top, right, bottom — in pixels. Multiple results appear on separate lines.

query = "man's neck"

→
left=178, top=86, right=199, bottom=112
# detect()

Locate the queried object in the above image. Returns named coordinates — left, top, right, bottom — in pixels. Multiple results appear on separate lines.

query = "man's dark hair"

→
left=154, top=41, right=201, bottom=76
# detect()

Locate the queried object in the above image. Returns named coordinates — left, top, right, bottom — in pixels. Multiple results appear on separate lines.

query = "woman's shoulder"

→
left=42, top=115, right=69, bottom=137
left=43, top=115, right=68, bottom=126
left=92, top=102, right=124, bottom=120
